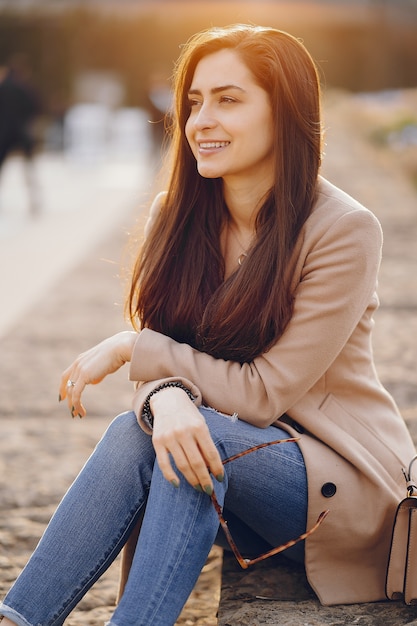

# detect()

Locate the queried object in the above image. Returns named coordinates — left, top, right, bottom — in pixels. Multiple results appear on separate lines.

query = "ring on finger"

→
left=67, top=380, right=76, bottom=388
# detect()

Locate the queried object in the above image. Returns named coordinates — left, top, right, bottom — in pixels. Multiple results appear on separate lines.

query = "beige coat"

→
left=123, top=176, right=415, bottom=606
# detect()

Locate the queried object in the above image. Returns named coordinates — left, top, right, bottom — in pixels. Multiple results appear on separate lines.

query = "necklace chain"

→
left=228, top=222, right=249, bottom=266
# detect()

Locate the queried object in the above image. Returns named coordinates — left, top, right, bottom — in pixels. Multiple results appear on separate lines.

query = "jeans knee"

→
left=95, top=411, right=154, bottom=484
left=107, top=410, right=138, bottom=434
left=100, top=411, right=149, bottom=455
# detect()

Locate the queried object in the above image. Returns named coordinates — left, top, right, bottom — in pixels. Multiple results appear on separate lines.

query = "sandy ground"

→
left=0, top=89, right=416, bottom=625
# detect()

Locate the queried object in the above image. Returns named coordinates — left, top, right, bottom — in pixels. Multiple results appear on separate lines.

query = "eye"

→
left=219, top=96, right=237, bottom=104
left=187, top=98, right=201, bottom=108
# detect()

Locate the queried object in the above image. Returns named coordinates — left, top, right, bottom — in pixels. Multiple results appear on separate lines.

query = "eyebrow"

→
left=187, top=84, right=246, bottom=96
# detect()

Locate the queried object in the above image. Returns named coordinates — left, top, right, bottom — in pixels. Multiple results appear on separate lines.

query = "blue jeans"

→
left=0, top=408, right=307, bottom=626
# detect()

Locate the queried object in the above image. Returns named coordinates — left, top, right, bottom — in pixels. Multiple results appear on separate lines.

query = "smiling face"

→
left=185, top=48, right=275, bottom=193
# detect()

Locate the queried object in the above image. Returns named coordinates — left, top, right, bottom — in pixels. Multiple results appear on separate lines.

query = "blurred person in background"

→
left=0, top=23, right=415, bottom=626
left=0, top=53, right=42, bottom=216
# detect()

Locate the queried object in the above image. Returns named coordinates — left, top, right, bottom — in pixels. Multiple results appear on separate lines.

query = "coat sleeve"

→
left=130, top=205, right=382, bottom=428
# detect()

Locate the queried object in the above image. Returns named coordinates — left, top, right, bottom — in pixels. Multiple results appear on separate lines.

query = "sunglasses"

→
left=210, top=437, right=330, bottom=568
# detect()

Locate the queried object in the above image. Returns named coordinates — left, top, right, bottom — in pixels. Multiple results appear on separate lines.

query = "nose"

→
left=192, top=103, right=217, bottom=131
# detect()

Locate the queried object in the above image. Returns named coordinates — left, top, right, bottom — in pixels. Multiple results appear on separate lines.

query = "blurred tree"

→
left=0, top=3, right=416, bottom=117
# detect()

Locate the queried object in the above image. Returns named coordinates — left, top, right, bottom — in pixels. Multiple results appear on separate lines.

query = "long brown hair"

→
left=128, top=24, right=323, bottom=363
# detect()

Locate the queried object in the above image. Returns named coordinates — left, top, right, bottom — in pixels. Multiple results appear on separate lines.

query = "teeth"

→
left=199, top=141, right=229, bottom=149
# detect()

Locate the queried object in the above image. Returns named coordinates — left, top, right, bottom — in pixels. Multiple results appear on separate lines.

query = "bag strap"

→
left=402, top=455, right=417, bottom=496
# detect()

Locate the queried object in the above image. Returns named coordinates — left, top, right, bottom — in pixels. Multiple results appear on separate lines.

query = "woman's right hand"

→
left=59, top=331, right=137, bottom=418
left=150, top=387, right=224, bottom=494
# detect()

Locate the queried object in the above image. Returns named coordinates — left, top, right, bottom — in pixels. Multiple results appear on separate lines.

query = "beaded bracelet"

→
left=142, top=381, right=196, bottom=429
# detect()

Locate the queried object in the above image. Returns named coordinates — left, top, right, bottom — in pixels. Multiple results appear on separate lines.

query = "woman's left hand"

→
left=151, top=387, right=224, bottom=494
left=59, top=331, right=137, bottom=418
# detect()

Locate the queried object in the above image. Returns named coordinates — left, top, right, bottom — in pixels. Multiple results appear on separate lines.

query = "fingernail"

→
left=78, top=414, right=83, bottom=419
left=204, top=485, right=213, bottom=496
left=194, top=485, right=203, bottom=493
left=216, top=473, right=224, bottom=482
left=171, top=479, right=180, bottom=488
left=58, top=394, right=62, bottom=402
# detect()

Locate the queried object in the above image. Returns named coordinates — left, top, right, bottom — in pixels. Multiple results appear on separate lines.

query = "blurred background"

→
left=1, top=0, right=417, bottom=164
left=1, top=0, right=416, bottom=334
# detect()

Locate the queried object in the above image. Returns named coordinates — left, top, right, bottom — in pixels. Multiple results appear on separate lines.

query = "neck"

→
left=222, top=176, right=271, bottom=231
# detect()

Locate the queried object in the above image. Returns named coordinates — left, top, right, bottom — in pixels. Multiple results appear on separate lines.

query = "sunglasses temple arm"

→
left=222, top=437, right=300, bottom=466
left=210, top=493, right=251, bottom=569
left=244, top=509, right=330, bottom=567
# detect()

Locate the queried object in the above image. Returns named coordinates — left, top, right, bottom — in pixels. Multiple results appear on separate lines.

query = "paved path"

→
left=0, top=149, right=154, bottom=338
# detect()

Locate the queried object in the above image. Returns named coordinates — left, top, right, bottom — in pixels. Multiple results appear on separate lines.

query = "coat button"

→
left=291, top=420, right=304, bottom=434
left=321, top=482, right=337, bottom=498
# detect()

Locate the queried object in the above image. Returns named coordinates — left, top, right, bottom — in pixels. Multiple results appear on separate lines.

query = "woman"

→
left=0, top=23, right=415, bottom=626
